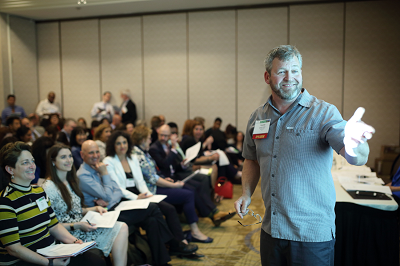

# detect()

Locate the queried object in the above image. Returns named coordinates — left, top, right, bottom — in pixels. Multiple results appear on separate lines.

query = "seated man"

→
left=204, top=117, right=228, bottom=151
left=77, top=140, right=196, bottom=265
left=1, top=94, right=26, bottom=125
left=57, top=118, right=77, bottom=145
left=149, top=124, right=235, bottom=226
left=0, top=117, right=21, bottom=141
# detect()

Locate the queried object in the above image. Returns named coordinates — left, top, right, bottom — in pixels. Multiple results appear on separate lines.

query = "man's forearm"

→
left=242, top=159, right=261, bottom=197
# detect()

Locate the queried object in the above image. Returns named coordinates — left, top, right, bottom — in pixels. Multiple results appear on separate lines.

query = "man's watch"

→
left=70, top=223, right=75, bottom=231
left=48, top=258, right=54, bottom=266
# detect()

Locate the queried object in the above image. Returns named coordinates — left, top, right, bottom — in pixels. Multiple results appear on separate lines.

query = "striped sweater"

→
left=0, top=182, right=58, bottom=265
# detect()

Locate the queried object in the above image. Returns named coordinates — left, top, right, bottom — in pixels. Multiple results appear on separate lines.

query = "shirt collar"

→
left=9, top=181, right=32, bottom=192
left=82, top=162, right=97, bottom=175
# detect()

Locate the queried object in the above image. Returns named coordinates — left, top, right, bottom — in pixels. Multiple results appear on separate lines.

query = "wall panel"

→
left=344, top=1, right=400, bottom=167
left=189, top=10, right=236, bottom=129
left=143, top=13, right=187, bottom=128
left=290, top=3, right=344, bottom=111
left=61, top=19, right=100, bottom=122
left=100, top=17, right=143, bottom=122
left=237, top=7, right=288, bottom=132
left=37, top=22, right=62, bottom=114
left=9, top=16, right=38, bottom=114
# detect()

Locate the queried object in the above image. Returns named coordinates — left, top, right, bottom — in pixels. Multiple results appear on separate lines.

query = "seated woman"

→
left=31, top=136, right=55, bottom=184
left=122, top=129, right=213, bottom=243
left=42, top=144, right=128, bottom=266
left=15, top=125, right=32, bottom=145
left=103, top=131, right=206, bottom=247
left=70, top=127, right=87, bottom=169
left=181, top=120, right=240, bottom=183
left=132, top=125, right=235, bottom=228
left=93, top=124, right=112, bottom=161
left=0, top=142, right=105, bottom=266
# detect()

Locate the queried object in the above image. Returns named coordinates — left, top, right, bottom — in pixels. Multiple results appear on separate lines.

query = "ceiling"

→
left=0, top=0, right=322, bottom=21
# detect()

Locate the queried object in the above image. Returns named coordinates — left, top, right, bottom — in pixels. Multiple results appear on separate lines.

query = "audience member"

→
left=44, top=124, right=59, bottom=142
left=57, top=118, right=77, bottom=145
left=77, top=117, right=93, bottom=139
left=225, top=124, right=237, bottom=145
left=0, top=136, right=18, bottom=151
left=120, top=89, right=137, bottom=126
left=90, top=120, right=101, bottom=137
left=43, top=144, right=128, bottom=266
left=0, top=142, right=104, bottom=266
left=131, top=126, right=212, bottom=243
left=104, top=131, right=200, bottom=253
left=125, top=122, right=134, bottom=135
left=181, top=120, right=241, bottom=183
left=159, top=115, right=166, bottom=126
left=1, top=94, right=26, bottom=124
left=181, top=119, right=196, bottom=142
left=93, top=124, right=112, bottom=161
left=28, top=113, right=45, bottom=138
left=36, top=91, right=61, bottom=118
left=41, top=113, right=61, bottom=130
left=31, top=136, right=55, bottom=184
left=149, top=124, right=234, bottom=226
left=91, top=91, right=114, bottom=122
left=15, top=125, right=32, bottom=144
left=204, top=117, right=228, bottom=150
left=70, top=126, right=87, bottom=169
left=111, top=114, right=122, bottom=130
left=77, top=140, right=188, bottom=266
left=0, top=117, right=21, bottom=140
left=150, top=115, right=162, bottom=145
left=100, top=117, right=110, bottom=126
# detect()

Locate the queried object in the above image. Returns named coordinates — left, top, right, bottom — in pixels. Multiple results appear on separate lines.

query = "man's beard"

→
left=270, top=80, right=302, bottom=101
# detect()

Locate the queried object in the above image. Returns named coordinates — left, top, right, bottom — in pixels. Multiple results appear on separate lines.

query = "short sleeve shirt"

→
left=242, top=89, right=345, bottom=242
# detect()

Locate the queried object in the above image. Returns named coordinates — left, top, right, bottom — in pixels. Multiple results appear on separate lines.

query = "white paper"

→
left=80, top=211, right=120, bottom=228
left=338, top=175, right=391, bottom=195
left=184, top=142, right=201, bottom=165
left=199, top=168, right=211, bottom=175
left=138, top=194, right=167, bottom=203
left=114, top=200, right=150, bottom=211
left=225, top=146, right=239, bottom=154
left=215, top=149, right=230, bottom=166
left=182, top=170, right=200, bottom=183
left=37, top=241, right=96, bottom=258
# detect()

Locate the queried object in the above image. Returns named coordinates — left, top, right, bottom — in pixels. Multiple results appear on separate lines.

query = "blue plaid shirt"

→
left=243, top=89, right=345, bottom=242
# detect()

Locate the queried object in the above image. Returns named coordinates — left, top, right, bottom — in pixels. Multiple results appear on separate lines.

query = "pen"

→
left=86, top=219, right=92, bottom=226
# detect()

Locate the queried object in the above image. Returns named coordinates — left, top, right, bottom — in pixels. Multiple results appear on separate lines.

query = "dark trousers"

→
left=260, top=229, right=335, bottom=266
left=157, top=186, right=198, bottom=224
left=184, top=176, right=216, bottom=217
left=12, top=249, right=106, bottom=266
left=128, top=186, right=184, bottom=242
left=116, top=202, right=173, bottom=266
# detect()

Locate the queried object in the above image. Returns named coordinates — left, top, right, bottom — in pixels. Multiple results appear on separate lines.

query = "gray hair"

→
left=120, top=89, right=131, bottom=99
left=264, top=45, right=302, bottom=74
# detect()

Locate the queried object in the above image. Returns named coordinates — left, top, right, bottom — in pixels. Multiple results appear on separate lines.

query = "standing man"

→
left=234, top=45, right=375, bottom=266
left=1, top=95, right=27, bottom=125
left=36, top=92, right=61, bottom=118
left=91, top=91, right=114, bottom=122
left=120, top=89, right=137, bottom=126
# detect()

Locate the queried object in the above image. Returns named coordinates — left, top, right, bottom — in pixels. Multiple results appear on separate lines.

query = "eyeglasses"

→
left=238, top=209, right=262, bottom=227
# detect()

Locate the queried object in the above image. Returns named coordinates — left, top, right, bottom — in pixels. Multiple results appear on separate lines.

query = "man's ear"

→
left=264, top=71, right=271, bottom=85
left=5, top=166, right=14, bottom=176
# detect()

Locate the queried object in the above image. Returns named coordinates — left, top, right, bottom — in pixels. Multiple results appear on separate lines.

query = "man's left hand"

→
left=344, top=107, right=375, bottom=156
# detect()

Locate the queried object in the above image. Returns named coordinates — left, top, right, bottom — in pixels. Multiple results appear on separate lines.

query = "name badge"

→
left=36, top=196, right=48, bottom=212
left=126, top=178, right=135, bottom=188
left=252, top=119, right=271, bottom=139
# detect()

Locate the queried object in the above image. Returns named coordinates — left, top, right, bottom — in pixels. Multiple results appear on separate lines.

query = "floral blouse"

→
left=132, top=146, right=160, bottom=194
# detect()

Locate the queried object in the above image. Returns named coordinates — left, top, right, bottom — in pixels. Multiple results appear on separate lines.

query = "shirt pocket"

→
left=284, top=129, right=321, bottom=154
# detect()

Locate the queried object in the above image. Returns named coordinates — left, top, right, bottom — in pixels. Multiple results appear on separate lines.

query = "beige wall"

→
left=2, top=0, right=400, bottom=168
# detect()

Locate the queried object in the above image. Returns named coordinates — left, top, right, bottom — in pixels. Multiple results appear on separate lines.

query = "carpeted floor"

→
left=170, top=181, right=264, bottom=266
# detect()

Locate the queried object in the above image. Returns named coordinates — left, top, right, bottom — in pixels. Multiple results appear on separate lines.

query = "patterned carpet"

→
left=170, top=181, right=264, bottom=266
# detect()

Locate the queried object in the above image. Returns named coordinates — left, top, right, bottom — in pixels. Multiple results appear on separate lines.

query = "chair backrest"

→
left=390, top=154, right=400, bottom=180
